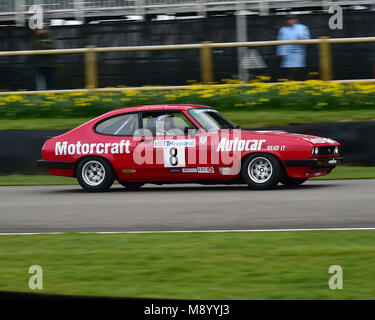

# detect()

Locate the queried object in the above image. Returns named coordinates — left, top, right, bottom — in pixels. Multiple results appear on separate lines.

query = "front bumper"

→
left=284, top=157, right=343, bottom=168
left=37, top=160, right=74, bottom=169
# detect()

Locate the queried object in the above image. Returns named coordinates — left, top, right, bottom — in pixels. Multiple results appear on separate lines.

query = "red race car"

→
left=38, top=104, right=343, bottom=192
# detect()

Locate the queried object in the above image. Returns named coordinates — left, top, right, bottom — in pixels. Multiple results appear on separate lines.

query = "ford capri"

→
left=38, top=104, right=343, bottom=191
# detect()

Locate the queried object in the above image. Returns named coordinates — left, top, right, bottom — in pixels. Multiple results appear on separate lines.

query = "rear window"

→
left=95, top=113, right=139, bottom=136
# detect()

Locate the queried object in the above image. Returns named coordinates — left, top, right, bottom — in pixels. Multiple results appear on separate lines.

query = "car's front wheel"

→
left=241, top=154, right=281, bottom=190
left=76, top=157, right=114, bottom=192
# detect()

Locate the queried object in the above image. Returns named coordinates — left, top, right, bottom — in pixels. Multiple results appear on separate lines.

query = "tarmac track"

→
left=0, top=179, right=375, bottom=234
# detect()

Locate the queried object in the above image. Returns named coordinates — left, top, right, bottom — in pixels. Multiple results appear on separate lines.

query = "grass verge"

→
left=0, top=230, right=374, bottom=299
left=2, top=110, right=375, bottom=130
left=0, top=175, right=77, bottom=186
left=311, top=166, right=375, bottom=180
left=0, top=166, right=374, bottom=186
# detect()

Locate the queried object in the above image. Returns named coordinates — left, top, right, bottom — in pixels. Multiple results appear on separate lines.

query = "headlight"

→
left=334, top=146, right=339, bottom=154
left=312, top=146, right=319, bottom=156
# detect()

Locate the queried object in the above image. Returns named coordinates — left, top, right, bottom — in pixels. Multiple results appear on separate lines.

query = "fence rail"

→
left=2, top=0, right=375, bottom=22
left=0, top=36, right=375, bottom=90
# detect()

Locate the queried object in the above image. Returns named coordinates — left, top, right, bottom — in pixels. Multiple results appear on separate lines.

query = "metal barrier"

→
left=0, top=36, right=375, bottom=89
left=2, top=0, right=375, bottom=23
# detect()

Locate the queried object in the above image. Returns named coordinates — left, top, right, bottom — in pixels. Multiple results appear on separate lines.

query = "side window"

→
left=96, top=113, right=139, bottom=136
left=141, top=111, right=195, bottom=137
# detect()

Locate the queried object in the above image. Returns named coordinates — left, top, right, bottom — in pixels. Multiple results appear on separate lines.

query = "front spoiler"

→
left=37, top=160, right=74, bottom=169
left=284, top=157, right=344, bottom=168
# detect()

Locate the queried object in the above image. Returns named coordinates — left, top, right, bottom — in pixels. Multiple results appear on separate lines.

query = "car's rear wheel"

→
left=76, top=157, right=114, bottom=192
left=280, top=176, right=308, bottom=187
left=118, top=181, right=145, bottom=190
left=241, top=154, right=281, bottom=190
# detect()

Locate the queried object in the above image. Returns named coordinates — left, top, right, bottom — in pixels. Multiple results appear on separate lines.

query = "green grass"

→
left=0, top=118, right=91, bottom=130
left=222, top=110, right=375, bottom=127
left=1, top=231, right=374, bottom=299
left=0, top=175, right=77, bottom=186
left=312, top=166, right=375, bottom=180
left=2, top=110, right=375, bottom=130
left=0, top=166, right=373, bottom=186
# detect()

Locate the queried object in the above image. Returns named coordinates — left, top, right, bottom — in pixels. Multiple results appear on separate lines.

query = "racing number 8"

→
left=163, top=145, right=185, bottom=168
left=169, top=147, right=178, bottom=166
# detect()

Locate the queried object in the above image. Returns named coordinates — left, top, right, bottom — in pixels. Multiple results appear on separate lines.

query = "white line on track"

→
left=1, top=227, right=375, bottom=236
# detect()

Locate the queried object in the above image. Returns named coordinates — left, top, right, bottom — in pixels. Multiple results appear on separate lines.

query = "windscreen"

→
left=188, top=108, right=238, bottom=132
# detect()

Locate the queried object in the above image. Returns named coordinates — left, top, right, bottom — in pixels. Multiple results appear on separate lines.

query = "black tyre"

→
left=76, top=157, right=114, bottom=192
left=280, top=176, right=308, bottom=187
left=118, top=181, right=145, bottom=190
left=241, top=154, right=281, bottom=190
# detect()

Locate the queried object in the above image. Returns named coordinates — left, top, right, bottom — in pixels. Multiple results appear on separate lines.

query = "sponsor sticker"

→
left=182, top=168, right=198, bottom=173
left=217, top=138, right=266, bottom=152
left=154, top=139, right=196, bottom=148
left=328, top=159, right=337, bottom=165
left=219, top=167, right=232, bottom=175
left=165, top=140, right=195, bottom=147
left=55, top=140, right=130, bottom=156
left=267, top=145, right=286, bottom=151
left=153, top=140, right=165, bottom=148
left=197, top=167, right=214, bottom=174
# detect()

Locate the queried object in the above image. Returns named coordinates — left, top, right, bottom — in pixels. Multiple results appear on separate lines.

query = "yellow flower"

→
left=256, top=75, right=271, bottom=81
left=124, top=90, right=140, bottom=96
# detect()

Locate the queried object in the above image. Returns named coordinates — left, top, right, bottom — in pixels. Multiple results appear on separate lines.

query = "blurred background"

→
left=0, top=0, right=374, bottom=90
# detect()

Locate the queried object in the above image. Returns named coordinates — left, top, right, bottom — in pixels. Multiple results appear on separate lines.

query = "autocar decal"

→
left=217, top=138, right=266, bottom=152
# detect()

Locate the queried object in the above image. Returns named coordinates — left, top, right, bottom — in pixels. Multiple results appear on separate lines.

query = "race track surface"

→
left=1, top=180, right=375, bottom=233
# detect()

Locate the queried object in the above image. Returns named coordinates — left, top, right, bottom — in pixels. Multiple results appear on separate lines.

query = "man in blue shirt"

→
left=277, top=15, right=311, bottom=81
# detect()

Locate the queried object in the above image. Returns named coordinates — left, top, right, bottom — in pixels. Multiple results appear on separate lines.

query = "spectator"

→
left=31, top=25, right=56, bottom=90
left=277, top=15, right=310, bottom=81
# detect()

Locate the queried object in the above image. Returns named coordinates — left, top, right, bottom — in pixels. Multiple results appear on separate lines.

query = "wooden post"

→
left=318, top=36, right=333, bottom=81
left=200, top=41, right=214, bottom=84
left=85, top=46, right=98, bottom=89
